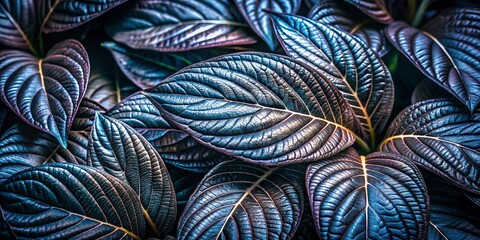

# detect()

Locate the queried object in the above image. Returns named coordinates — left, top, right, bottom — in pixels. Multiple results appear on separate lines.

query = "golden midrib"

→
left=361, top=156, right=370, bottom=239
left=0, top=4, right=37, bottom=55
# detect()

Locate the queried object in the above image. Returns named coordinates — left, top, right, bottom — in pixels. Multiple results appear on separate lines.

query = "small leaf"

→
left=71, top=98, right=106, bottom=131
left=178, top=160, right=304, bottom=239
left=344, top=0, right=393, bottom=24
left=107, top=0, right=256, bottom=52
left=234, top=0, right=301, bottom=51
left=386, top=20, right=480, bottom=111
left=145, top=52, right=361, bottom=166
left=306, top=149, right=429, bottom=239
left=0, top=163, right=145, bottom=239
left=106, top=93, right=227, bottom=172
left=0, top=0, right=38, bottom=52
left=269, top=12, right=394, bottom=146
left=0, top=39, right=89, bottom=147
left=88, top=112, right=176, bottom=237
left=411, top=79, right=450, bottom=104
left=380, top=98, right=480, bottom=193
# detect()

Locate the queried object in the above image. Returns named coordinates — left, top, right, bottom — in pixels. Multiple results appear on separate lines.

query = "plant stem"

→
left=408, top=0, right=416, bottom=23
left=412, top=0, right=430, bottom=28
left=355, top=135, right=371, bottom=154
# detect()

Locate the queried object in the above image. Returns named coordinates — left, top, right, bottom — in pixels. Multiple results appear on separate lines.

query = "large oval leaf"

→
left=268, top=12, right=394, bottom=146
left=308, top=0, right=389, bottom=56
left=234, top=0, right=301, bottom=51
left=39, top=0, right=128, bottom=33
left=106, top=93, right=227, bottom=172
left=0, top=163, right=145, bottom=239
left=178, top=160, right=304, bottom=239
left=344, top=0, right=393, bottom=24
left=0, top=0, right=37, bottom=52
left=306, top=149, right=429, bottom=239
left=107, top=0, right=256, bottom=52
left=0, top=39, right=89, bottom=147
left=386, top=20, right=480, bottom=111
left=426, top=176, right=480, bottom=239
left=380, top=98, right=480, bottom=193
left=145, top=52, right=362, bottom=166
left=88, top=112, right=176, bottom=237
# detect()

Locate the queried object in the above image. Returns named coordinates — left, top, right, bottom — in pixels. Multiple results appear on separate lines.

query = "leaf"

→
left=145, top=52, right=362, bottom=166
left=379, top=98, right=480, bottom=193
left=386, top=21, right=480, bottom=111
left=426, top=176, right=480, bottom=240
left=0, top=39, right=89, bottom=147
left=308, top=0, right=389, bottom=56
left=39, top=0, right=129, bottom=33
left=71, top=98, right=106, bottom=131
left=344, top=0, right=393, bottom=24
left=177, top=160, right=304, bottom=239
left=168, top=167, right=204, bottom=213
left=411, top=79, right=450, bottom=104
left=106, top=93, right=227, bottom=172
left=107, top=0, right=256, bottom=52
left=88, top=112, right=176, bottom=237
left=233, top=0, right=301, bottom=51
left=465, top=192, right=480, bottom=207
left=0, top=205, right=14, bottom=239
left=0, top=0, right=38, bottom=52
left=306, top=148, right=429, bottom=239
left=268, top=12, right=394, bottom=146
left=0, top=163, right=145, bottom=239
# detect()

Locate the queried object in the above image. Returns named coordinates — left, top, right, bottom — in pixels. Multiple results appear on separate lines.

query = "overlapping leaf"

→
left=178, top=160, right=304, bottom=239
left=0, top=0, right=37, bottom=52
left=308, top=0, right=389, bottom=56
left=386, top=18, right=480, bottom=111
left=269, top=13, right=394, bottom=146
left=145, top=52, right=361, bottom=165
left=107, top=0, right=256, bottom=52
left=306, top=149, right=429, bottom=239
left=168, top=167, right=204, bottom=213
left=71, top=98, right=106, bottom=131
left=106, top=93, right=227, bottom=172
left=0, top=163, right=146, bottom=239
left=380, top=98, right=480, bottom=193
left=344, top=0, right=393, bottom=24
left=234, top=0, right=301, bottom=51
left=0, top=39, right=89, bottom=147
left=88, top=113, right=176, bottom=237
left=411, top=80, right=449, bottom=104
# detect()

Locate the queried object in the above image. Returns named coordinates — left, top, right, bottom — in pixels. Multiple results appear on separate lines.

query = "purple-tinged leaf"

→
left=308, top=0, right=389, bottom=56
left=107, top=0, right=256, bottom=52
left=88, top=113, right=176, bottom=237
left=411, top=79, right=450, bottom=104
left=39, top=0, right=129, bottom=33
left=0, top=0, right=37, bottom=52
left=106, top=93, right=227, bottom=172
left=344, top=0, right=393, bottom=24
left=380, top=98, right=480, bottom=193
left=0, top=39, right=89, bottom=148
left=306, top=149, right=428, bottom=239
left=269, top=12, right=394, bottom=146
left=178, top=160, right=304, bottom=239
left=145, top=52, right=362, bottom=166
left=0, top=163, right=146, bottom=239
left=234, top=0, right=301, bottom=51
left=386, top=20, right=480, bottom=111
left=71, top=98, right=106, bottom=131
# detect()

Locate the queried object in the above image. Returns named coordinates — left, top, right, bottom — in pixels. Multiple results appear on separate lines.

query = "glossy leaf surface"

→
left=88, top=113, right=176, bottom=237
left=107, top=0, right=256, bottom=52
left=71, top=98, right=106, bottom=131
left=0, top=39, right=89, bottom=147
left=145, top=52, right=360, bottom=165
left=269, top=13, right=394, bottom=145
left=306, top=149, right=429, bottom=239
left=0, top=163, right=145, bottom=239
left=0, top=0, right=37, bottom=51
left=380, top=99, right=480, bottom=193
left=344, top=0, right=393, bottom=24
left=386, top=21, right=480, bottom=111
left=106, top=94, right=227, bottom=172
left=234, top=0, right=301, bottom=51
left=178, top=160, right=304, bottom=239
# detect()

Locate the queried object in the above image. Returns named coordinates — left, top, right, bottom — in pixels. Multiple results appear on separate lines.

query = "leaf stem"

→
left=412, top=0, right=430, bottom=28
left=407, top=0, right=416, bottom=23
left=355, top=135, right=371, bottom=154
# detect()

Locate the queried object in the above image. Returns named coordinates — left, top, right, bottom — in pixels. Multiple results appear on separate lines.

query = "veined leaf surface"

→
left=344, top=0, right=393, bottom=24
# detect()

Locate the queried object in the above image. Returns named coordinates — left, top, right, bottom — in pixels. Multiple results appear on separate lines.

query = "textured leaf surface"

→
left=306, top=149, right=429, bottom=239
left=40, top=0, right=128, bottom=33
left=107, top=0, right=256, bottom=52
left=106, top=94, right=227, bottom=172
left=88, top=113, right=176, bottom=237
left=234, top=0, right=301, bottom=51
left=386, top=20, right=480, bottom=111
left=178, top=160, right=304, bottom=239
left=168, top=167, right=204, bottom=213
left=308, top=0, right=388, bottom=56
left=269, top=13, right=394, bottom=145
left=0, top=39, right=89, bottom=147
left=71, top=98, right=106, bottom=131
left=344, top=0, right=393, bottom=24
left=0, top=0, right=37, bottom=51
left=0, top=163, right=145, bottom=239
left=380, top=99, right=480, bottom=193
left=426, top=176, right=480, bottom=240
left=145, top=52, right=360, bottom=165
